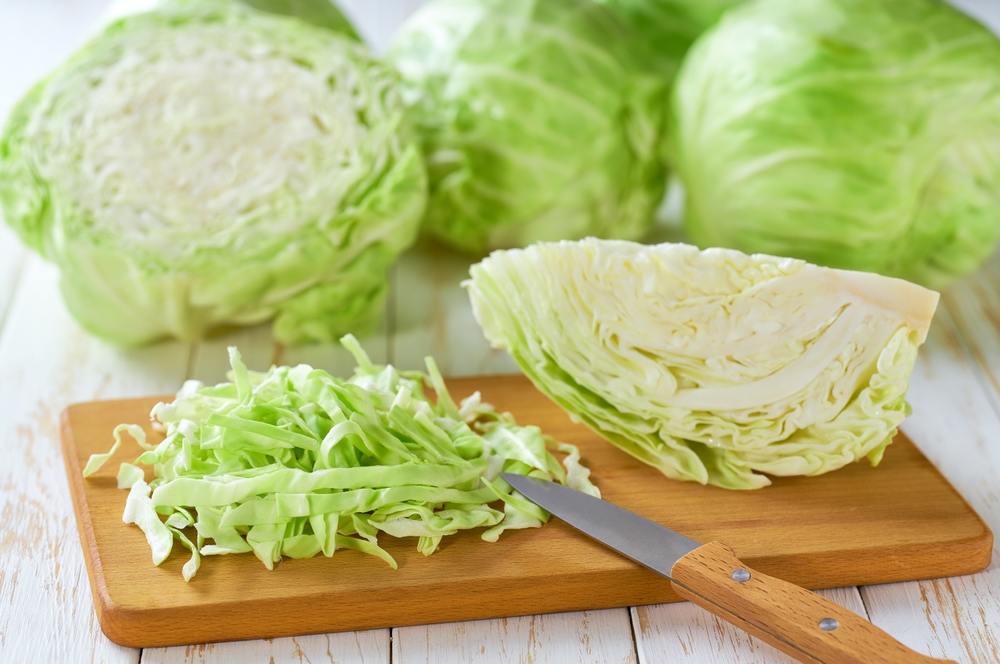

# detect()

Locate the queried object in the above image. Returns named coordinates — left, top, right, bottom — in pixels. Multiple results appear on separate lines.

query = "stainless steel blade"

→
left=502, top=473, right=701, bottom=579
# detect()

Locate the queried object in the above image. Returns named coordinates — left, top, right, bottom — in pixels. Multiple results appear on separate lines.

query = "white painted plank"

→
left=632, top=588, right=866, bottom=663
left=0, top=257, right=191, bottom=664
left=140, top=630, right=389, bottom=664
left=858, top=306, right=1000, bottom=663
left=0, top=225, right=26, bottom=331
left=393, top=609, right=637, bottom=664
left=391, top=245, right=519, bottom=377
left=941, top=250, right=1000, bottom=410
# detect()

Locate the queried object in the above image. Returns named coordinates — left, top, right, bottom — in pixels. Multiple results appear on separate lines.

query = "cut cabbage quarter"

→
left=466, top=239, right=939, bottom=489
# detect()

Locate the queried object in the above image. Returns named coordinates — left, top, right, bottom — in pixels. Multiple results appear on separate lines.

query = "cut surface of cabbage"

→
left=0, top=2, right=426, bottom=345
left=466, top=239, right=939, bottom=489
left=83, top=337, right=598, bottom=580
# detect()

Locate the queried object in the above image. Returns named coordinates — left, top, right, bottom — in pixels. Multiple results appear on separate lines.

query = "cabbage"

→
left=673, top=0, right=1000, bottom=290
left=236, top=0, right=360, bottom=37
left=596, top=0, right=744, bottom=78
left=466, top=238, right=939, bottom=489
left=83, top=336, right=599, bottom=580
left=0, top=1, right=426, bottom=345
left=386, top=0, right=668, bottom=253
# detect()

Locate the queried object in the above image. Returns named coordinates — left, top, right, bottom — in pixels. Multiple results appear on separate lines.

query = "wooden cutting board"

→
left=61, top=374, right=993, bottom=648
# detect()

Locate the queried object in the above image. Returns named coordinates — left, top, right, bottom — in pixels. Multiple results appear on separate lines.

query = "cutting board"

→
left=61, top=374, right=993, bottom=648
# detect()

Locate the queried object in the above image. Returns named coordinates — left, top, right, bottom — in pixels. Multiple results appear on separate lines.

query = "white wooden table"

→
left=2, top=2, right=999, bottom=662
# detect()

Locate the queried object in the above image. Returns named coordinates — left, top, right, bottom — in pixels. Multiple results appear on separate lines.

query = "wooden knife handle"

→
left=669, top=541, right=954, bottom=664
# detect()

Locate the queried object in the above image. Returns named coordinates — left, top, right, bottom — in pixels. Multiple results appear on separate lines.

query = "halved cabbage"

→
left=0, top=1, right=425, bottom=344
left=466, top=238, right=939, bottom=489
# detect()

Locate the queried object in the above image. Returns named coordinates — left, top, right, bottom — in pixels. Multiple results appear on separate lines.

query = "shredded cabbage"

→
left=1, top=1, right=426, bottom=345
left=83, top=336, right=598, bottom=580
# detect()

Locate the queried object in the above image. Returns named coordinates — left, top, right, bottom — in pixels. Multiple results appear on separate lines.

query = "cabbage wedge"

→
left=466, top=239, right=939, bottom=489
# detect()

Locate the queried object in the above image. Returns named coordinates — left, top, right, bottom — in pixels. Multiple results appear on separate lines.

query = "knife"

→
left=501, top=473, right=953, bottom=664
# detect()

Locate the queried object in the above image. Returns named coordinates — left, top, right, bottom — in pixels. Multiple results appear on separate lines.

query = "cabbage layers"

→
left=387, top=0, right=668, bottom=253
left=674, top=0, right=1000, bottom=290
left=84, top=337, right=598, bottom=580
left=467, top=239, right=939, bottom=489
left=0, top=2, right=426, bottom=345
left=596, top=0, right=745, bottom=80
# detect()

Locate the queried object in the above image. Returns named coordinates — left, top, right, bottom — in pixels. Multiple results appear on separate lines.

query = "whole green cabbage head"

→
left=386, top=0, right=668, bottom=253
left=0, top=1, right=426, bottom=345
left=596, top=0, right=745, bottom=79
left=673, top=0, right=1000, bottom=290
left=466, top=238, right=939, bottom=489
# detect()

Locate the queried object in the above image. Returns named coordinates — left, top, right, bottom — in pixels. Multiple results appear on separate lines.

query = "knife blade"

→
left=502, top=472, right=953, bottom=664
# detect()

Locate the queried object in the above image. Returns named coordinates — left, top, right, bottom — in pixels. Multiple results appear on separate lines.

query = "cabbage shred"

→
left=0, top=1, right=426, bottom=345
left=83, top=336, right=598, bottom=581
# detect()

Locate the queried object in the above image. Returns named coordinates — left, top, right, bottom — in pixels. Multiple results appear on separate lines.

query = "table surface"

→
left=2, top=1, right=999, bottom=663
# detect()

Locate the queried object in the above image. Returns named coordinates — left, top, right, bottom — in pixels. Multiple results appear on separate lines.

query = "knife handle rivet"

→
left=731, top=568, right=751, bottom=583
left=819, top=618, right=839, bottom=632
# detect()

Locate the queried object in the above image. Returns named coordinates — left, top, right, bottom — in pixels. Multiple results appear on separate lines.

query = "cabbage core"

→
left=64, top=29, right=364, bottom=250
left=1, top=4, right=427, bottom=344
left=467, top=239, right=939, bottom=489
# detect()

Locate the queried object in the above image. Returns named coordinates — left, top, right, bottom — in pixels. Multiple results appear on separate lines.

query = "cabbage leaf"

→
left=466, top=238, right=939, bottom=489
left=83, top=337, right=598, bottom=579
left=386, top=0, right=667, bottom=253
left=596, top=0, right=744, bottom=80
left=673, top=0, right=1000, bottom=289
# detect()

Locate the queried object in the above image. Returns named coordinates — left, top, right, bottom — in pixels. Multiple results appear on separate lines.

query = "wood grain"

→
left=61, top=374, right=990, bottom=648
left=0, top=226, right=26, bottom=333
left=139, top=630, right=390, bottom=664
left=631, top=587, right=867, bottom=664
left=392, top=610, right=637, bottom=664
left=0, top=258, right=189, bottom=664
left=671, top=542, right=951, bottom=663
left=859, top=274, right=1000, bottom=662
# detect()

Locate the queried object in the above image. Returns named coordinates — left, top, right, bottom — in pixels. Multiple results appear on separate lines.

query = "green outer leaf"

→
left=386, top=0, right=668, bottom=253
left=673, top=0, right=1000, bottom=289
left=596, top=0, right=745, bottom=80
